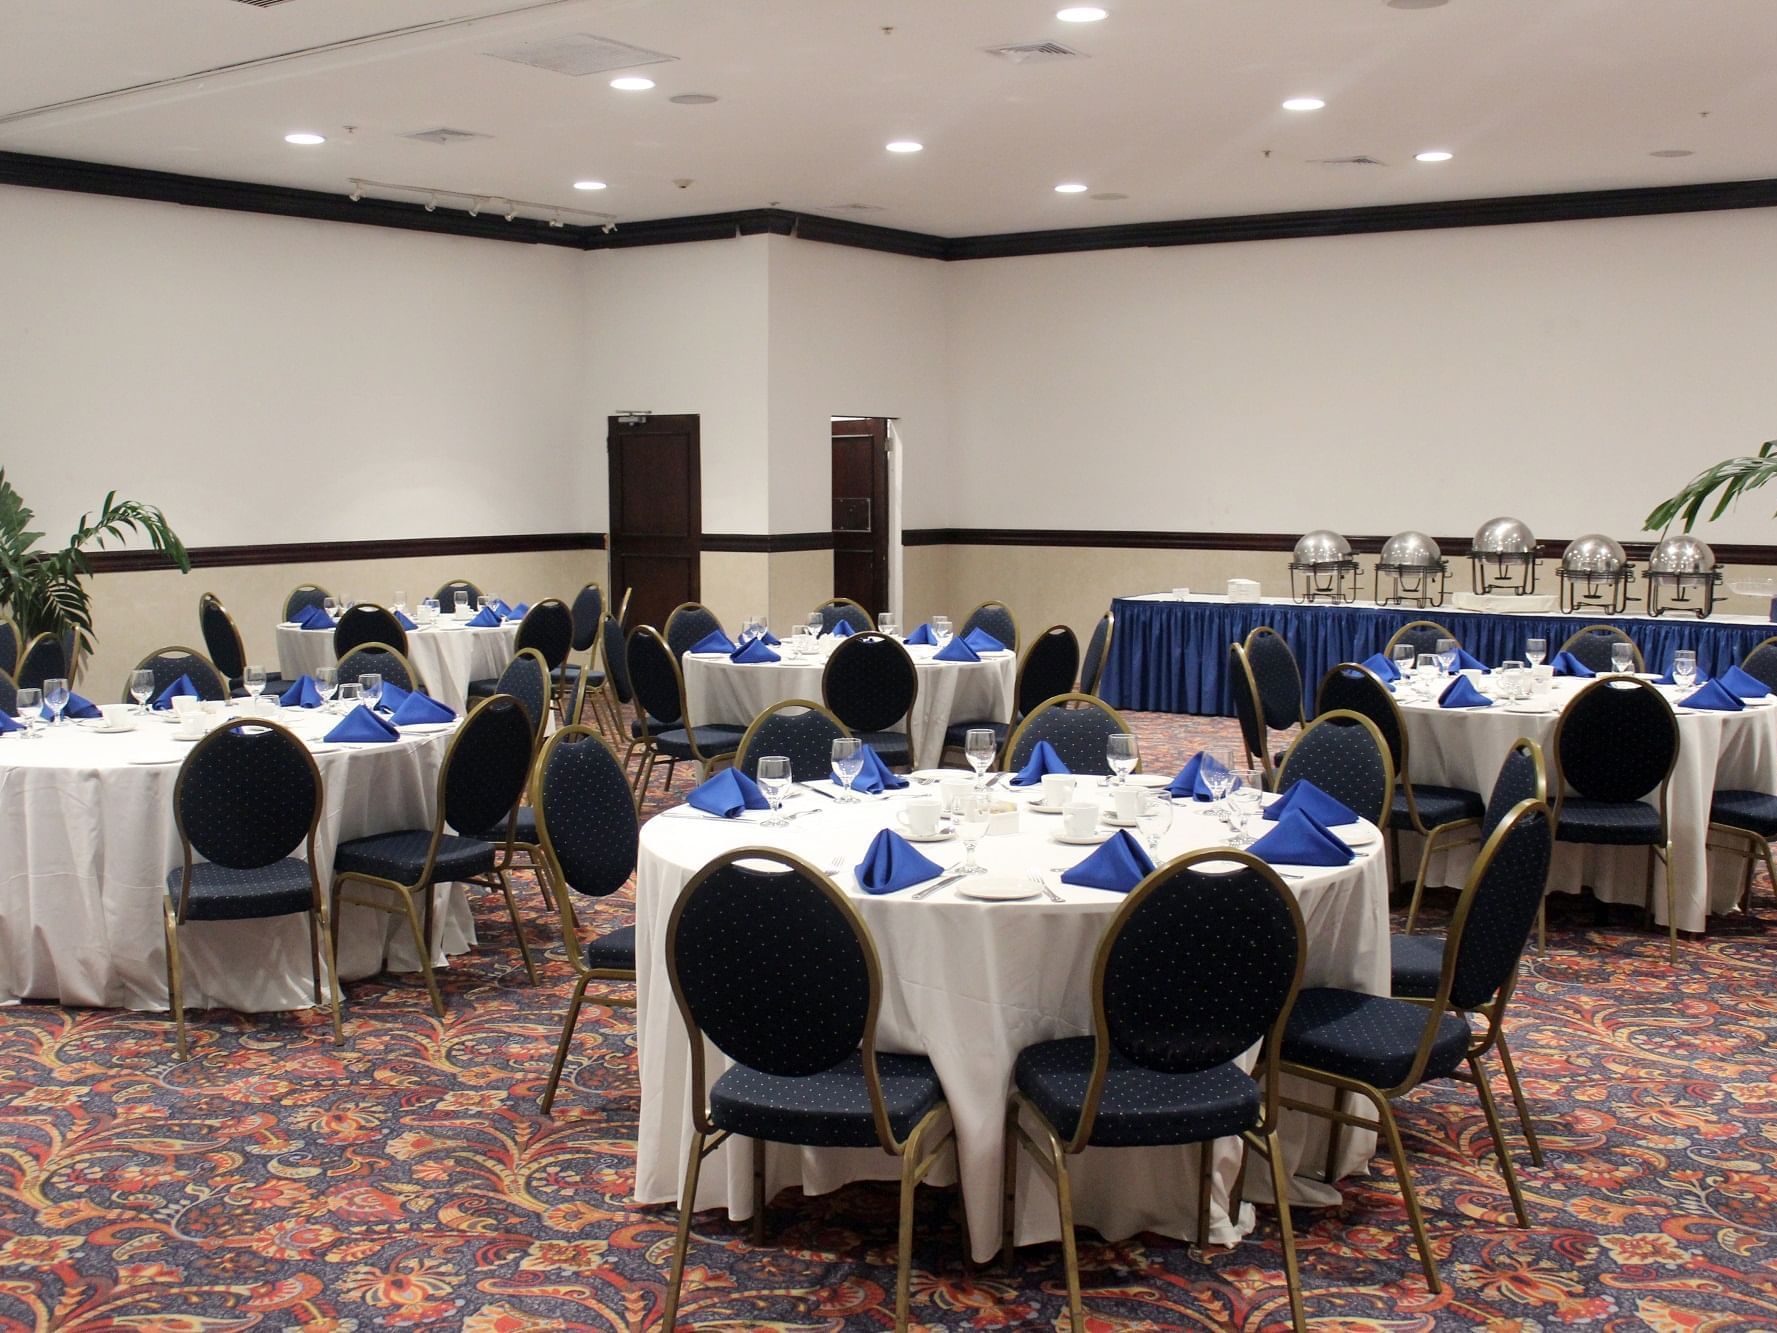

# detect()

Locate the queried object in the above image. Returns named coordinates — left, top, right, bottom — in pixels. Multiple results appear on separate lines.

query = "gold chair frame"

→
left=732, top=698, right=853, bottom=778
left=962, top=598, right=1021, bottom=653
left=1382, top=619, right=1461, bottom=659
left=1558, top=623, right=1647, bottom=673
left=283, top=582, right=331, bottom=621
left=125, top=644, right=229, bottom=704
left=1080, top=610, right=1115, bottom=697
left=335, top=640, right=428, bottom=697
left=1000, top=691, right=1137, bottom=775
left=629, top=625, right=737, bottom=801
left=820, top=632, right=922, bottom=771
left=1274, top=708, right=1396, bottom=829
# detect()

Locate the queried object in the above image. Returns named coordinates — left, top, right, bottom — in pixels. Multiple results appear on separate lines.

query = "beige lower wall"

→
left=697, top=548, right=843, bottom=636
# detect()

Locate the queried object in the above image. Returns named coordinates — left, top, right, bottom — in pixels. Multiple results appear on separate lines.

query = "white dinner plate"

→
left=1127, top=774, right=1172, bottom=788
left=399, top=722, right=457, bottom=733
left=1743, top=696, right=1775, bottom=707
left=1052, top=828, right=1113, bottom=846
left=128, top=755, right=183, bottom=765
left=955, top=875, right=1041, bottom=902
left=909, top=769, right=970, bottom=784
left=307, top=743, right=341, bottom=754
left=1332, top=825, right=1381, bottom=849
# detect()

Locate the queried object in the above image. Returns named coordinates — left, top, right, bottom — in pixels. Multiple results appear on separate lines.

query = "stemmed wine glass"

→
left=337, top=682, right=362, bottom=713
left=315, top=667, right=339, bottom=712
left=831, top=737, right=864, bottom=802
left=807, top=612, right=825, bottom=640
left=1671, top=650, right=1698, bottom=691
left=1390, top=643, right=1415, bottom=682
left=878, top=612, right=899, bottom=638
left=129, top=668, right=155, bottom=714
left=1525, top=637, right=1547, bottom=669
left=1414, top=653, right=1440, bottom=700
left=1204, top=748, right=1237, bottom=825
left=955, top=791, right=991, bottom=875
left=1226, top=775, right=1262, bottom=848
left=931, top=615, right=952, bottom=644
left=1611, top=643, right=1635, bottom=675
left=322, top=596, right=339, bottom=621
left=1435, top=638, right=1458, bottom=676
left=43, top=678, right=69, bottom=727
left=359, top=673, right=383, bottom=713
left=1106, top=733, right=1138, bottom=787
left=393, top=590, right=407, bottom=616
left=16, top=688, right=43, bottom=739
left=965, top=728, right=998, bottom=788
left=1137, top=790, right=1173, bottom=854
left=757, top=755, right=792, bottom=827
left=243, top=665, right=266, bottom=705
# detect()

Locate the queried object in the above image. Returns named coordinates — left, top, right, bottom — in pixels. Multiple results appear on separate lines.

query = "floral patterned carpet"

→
left=2, top=712, right=1774, bottom=1331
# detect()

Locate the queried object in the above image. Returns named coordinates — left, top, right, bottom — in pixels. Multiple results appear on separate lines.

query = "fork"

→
left=1028, top=873, right=1063, bottom=904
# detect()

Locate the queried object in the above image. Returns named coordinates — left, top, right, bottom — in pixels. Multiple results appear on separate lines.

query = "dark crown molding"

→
left=87, top=531, right=603, bottom=574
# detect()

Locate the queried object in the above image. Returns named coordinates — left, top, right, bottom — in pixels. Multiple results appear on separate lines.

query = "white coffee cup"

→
left=1531, top=664, right=1555, bottom=694
left=1113, top=786, right=1144, bottom=822
left=177, top=712, right=206, bottom=740
left=897, top=797, right=943, bottom=838
left=1062, top=800, right=1099, bottom=839
left=1040, top=773, right=1077, bottom=808
left=170, top=694, right=199, bottom=718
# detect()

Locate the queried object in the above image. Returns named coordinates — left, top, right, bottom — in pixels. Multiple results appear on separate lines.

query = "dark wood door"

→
left=608, top=415, right=700, bottom=632
left=831, top=417, right=890, bottom=616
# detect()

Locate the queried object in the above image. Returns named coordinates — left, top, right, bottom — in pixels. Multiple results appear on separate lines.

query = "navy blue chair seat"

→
left=164, top=857, right=316, bottom=921
left=1282, top=987, right=1469, bottom=1088
left=1388, top=934, right=1444, bottom=999
left=942, top=718, right=1009, bottom=750
left=585, top=924, right=636, bottom=973
left=1709, top=789, right=1777, bottom=836
left=1390, top=785, right=1484, bottom=830
left=1014, top=1036, right=1261, bottom=1148
left=855, top=729, right=912, bottom=767
left=654, top=723, right=746, bottom=761
left=631, top=714, right=674, bottom=739
left=333, top=831, right=496, bottom=883
left=1555, top=798, right=1662, bottom=845
left=709, top=1051, right=944, bottom=1148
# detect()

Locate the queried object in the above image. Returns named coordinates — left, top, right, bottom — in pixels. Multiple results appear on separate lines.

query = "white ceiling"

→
left=3, top=0, right=1775, bottom=238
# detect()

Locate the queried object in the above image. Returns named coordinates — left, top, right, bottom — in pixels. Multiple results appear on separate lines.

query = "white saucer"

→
left=1332, top=826, right=1381, bottom=848
left=1743, top=696, right=1775, bottom=707
left=1126, top=774, right=1172, bottom=788
left=1100, top=813, right=1138, bottom=828
left=307, top=743, right=340, bottom=754
left=897, top=828, right=956, bottom=844
left=955, top=875, right=1041, bottom=902
left=910, top=768, right=971, bottom=784
left=1505, top=703, right=1555, bottom=714
left=1024, top=799, right=1066, bottom=815
left=398, top=721, right=457, bottom=733
left=88, top=723, right=136, bottom=735
left=1052, top=828, right=1112, bottom=845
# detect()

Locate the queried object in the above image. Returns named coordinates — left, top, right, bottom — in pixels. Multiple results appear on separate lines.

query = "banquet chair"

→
left=1004, top=850, right=1308, bottom=1333
left=1383, top=620, right=1460, bottom=662
left=0, top=617, right=18, bottom=678
left=816, top=597, right=874, bottom=635
left=162, top=719, right=340, bottom=1060
left=336, top=642, right=423, bottom=697
left=0, top=669, right=17, bottom=715
left=534, top=725, right=639, bottom=1114
left=1078, top=611, right=1114, bottom=697
left=942, top=623, right=1078, bottom=760
left=1405, top=737, right=1549, bottom=936
left=16, top=633, right=66, bottom=693
left=1316, top=663, right=1484, bottom=899
left=1738, top=635, right=1777, bottom=692
left=469, top=647, right=551, bottom=745
left=1244, top=626, right=1305, bottom=739
left=616, top=585, right=634, bottom=629
left=596, top=613, right=653, bottom=761
left=199, top=592, right=287, bottom=698
left=821, top=632, right=920, bottom=769
left=1229, top=642, right=1281, bottom=785
left=435, top=578, right=482, bottom=611
left=468, top=600, right=572, bottom=718
left=1707, top=788, right=1777, bottom=916
left=1003, top=693, right=1135, bottom=776
left=664, top=601, right=726, bottom=659
left=331, top=694, right=536, bottom=1017
left=1274, top=709, right=1394, bottom=828
left=735, top=699, right=852, bottom=782
left=283, top=584, right=330, bottom=621
left=1558, top=624, right=1644, bottom=674
left=126, top=646, right=230, bottom=704
left=61, top=627, right=84, bottom=686
left=554, top=582, right=606, bottom=721
left=961, top=599, right=1019, bottom=652
left=333, top=603, right=408, bottom=658
left=628, top=626, right=745, bottom=798
left=662, top=848, right=954, bottom=1333
left=1550, top=677, right=1679, bottom=961
left=1280, top=801, right=1554, bottom=1294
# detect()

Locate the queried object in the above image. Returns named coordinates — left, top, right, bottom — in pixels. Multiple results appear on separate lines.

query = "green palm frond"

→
left=1645, top=439, right=1777, bottom=534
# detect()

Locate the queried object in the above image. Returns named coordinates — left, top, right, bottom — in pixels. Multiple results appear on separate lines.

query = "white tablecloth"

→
left=681, top=642, right=1016, bottom=769
left=1397, top=677, right=1777, bottom=932
left=633, top=778, right=1390, bottom=1262
left=275, top=619, right=521, bottom=713
left=0, top=705, right=476, bottom=1012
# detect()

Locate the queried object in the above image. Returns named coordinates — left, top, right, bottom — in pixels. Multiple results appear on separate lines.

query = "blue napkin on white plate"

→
left=324, top=705, right=400, bottom=743
left=376, top=681, right=411, bottom=714
left=730, top=638, right=780, bottom=664
left=1550, top=650, right=1594, bottom=677
left=1012, top=739, right=1071, bottom=787
left=490, top=599, right=514, bottom=619
left=508, top=603, right=529, bottom=620
left=394, top=610, right=418, bottom=631
left=838, top=744, right=908, bottom=795
left=853, top=828, right=944, bottom=894
left=152, top=675, right=199, bottom=710
left=1439, top=675, right=1492, bottom=709
left=1167, top=750, right=1238, bottom=801
left=466, top=606, right=502, bottom=628
left=1359, top=652, right=1401, bottom=681
left=279, top=675, right=323, bottom=708
left=905, top=623, right=938, bottom=645
left=1450, top=647, right=1489, bottom=674
left=687, top=767, right=769, bottom=817
left=0, top=711, right=20, bottom=734
left=390, top=691, right=457, bottom=725
left=739, top=629, right=782, bottom=646
left=1718, top=664, right=1771, bottom=699
left=1680, top=679, right=1744, bottom=711
left=828, top=621, right=854, bottom=638
left=935, top=636, right=981, bottom=663
left=963, top=626, right=1006, bottom=653
left=691, top=629, right=738, bottom=655
left=1060, top=830, right=1155, bottom=893
left=294, top=604, right=335, bottom=631
left=42, top=690, right=101, bottom=720
left=1263, top=779, right=1359, bottom=827
left=1248, top=808, right=1355, bottom=867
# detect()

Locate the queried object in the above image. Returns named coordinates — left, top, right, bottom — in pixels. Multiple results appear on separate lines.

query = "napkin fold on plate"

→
left=1060, top=829, right=1155, bottom=893
left=294, top=604, right=335, bottom=630
left=741, top=630, right=782, bottom=646
left=730, top=638, right=781, bottom=664
left=1359, top=652, right=1401, bottom=681
left=853, top=828, right=945, bottom=894
left=1247, top=808, right=1355, bottom=867
left=466, top=606, right=503, bottom=629
left=904, top=623, right=938, bottom=646
left=1550, top=650, right=1594, bottom=677
left=838, top=744, right=909, bottom=795
left=1451, top=647, right=1489, bottom=673
left=828, top=621, right=854, bottom=638
left=152, top=675, right=199, bottom=710
left=490, top=599, right=514, bottom=619
left=1167, top=750, right=1238, bottom=801
left=324, top=704, right=401, bottom=744
left=687, top=767, right=770, bottom=817
left=1263, top=779, right=1359, bottom=827
left=390, top=691, right=458, bottom=725
left=376, top=681, right=411, bottom=714
left=935, top=636, right=981, bottom=663
left=394, top=610, right=418, bottom=631
left=691, top=629, right=738, bottom=655
left=279, top=675, right=324, bottom=708
left=1718, top=664, right=1771, bottom=699
left=508, top=603, right=530, bottom=620
left=1438, top=675, right=1493, bottom=709
left=1012, top=739, right=1071, bottom=787
left=963, top=626, right=1006, bottom=653
left=1680, top=679, right=1745, bottom=711
left=0, top=711, right=21, bottom=733
left=43, top=690, right=102, bottom=720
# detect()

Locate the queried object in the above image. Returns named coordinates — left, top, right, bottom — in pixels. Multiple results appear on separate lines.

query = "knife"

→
left=912, top=872, right=968, bottom=899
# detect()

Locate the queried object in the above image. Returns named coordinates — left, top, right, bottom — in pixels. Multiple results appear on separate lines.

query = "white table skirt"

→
left=275, top=620, right=521, bottom=713
left=0, top=706, right=475, bottom=1012
left=633, top=779, right=1390, bottom=1263
left=1396, top=677, right=1777, bottom=932
left=682, top=643, right=1016, bottom=769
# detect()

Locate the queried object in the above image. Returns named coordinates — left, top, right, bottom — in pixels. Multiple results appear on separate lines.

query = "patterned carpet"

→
left=2, top=712, right=1774, bottom=1331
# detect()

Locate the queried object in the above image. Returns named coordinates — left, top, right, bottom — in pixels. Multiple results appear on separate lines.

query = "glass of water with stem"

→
left=44, top=678, right=69, bottom=726
left=965, top=727, right=998, bottom=788
left=1672, top=649, right=1697, bottom=691
left=1205, top=747, right=1237, bottom=825
left=1525, top=637, right=1547, bottom=669
left=243, top=665, right=266, bottom=704
left=831, top=736, right=864, bottom=801
left=316, top=667, right=339, bottom=711
left=1137, top=790, right=1173, bottom=855
left=129, top=669, right=155, bottom=714
left=1106, top=733, right=1138, bottom=787
left=1611, top=643, right=1635, bottom=675
left=955, top=791, right=991, bottom=874
left=756, top=755, right=791, bottom=827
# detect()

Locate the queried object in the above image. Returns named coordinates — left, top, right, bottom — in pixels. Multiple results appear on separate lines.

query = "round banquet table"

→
left=275, top=617, right=521, bottom=713
left=632, top=777, right=1390, bottom=1263
left=1396, top=675, right=1777, bottom=933
left=0, top=704, right=477, bottom=1012
left=680, top=640, right=1016, bottom=770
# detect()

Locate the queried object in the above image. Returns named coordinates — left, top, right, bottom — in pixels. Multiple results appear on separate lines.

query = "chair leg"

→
left=895, top=1136, right=920, bottom=1332
left=1386, top=828, right=1402, bottom=900
left=1000, top=1103, right=1019, bottom=1264
left=1536, top=897, right=1546, bottom=954
left=1196, top=1139, right=1213, bottom=1246
left=1053, top=1148, right=1084, bottom=1333
left=1494, top=1032, right=1544, bottom=1166
left=1322, top=1091, right=1343, bottom=1183
left=307, top=909, right=323, bottom=1006
left=752, top=1138, right=767, bottom=1245
left=1256, top=1129, right=1308, bottom=1333
left=1369, top=1090, right=1440, bottom=1294
left=539, top=973, right=592, bottom=1114
left=397, top=888, right=447, bottom=1019
left=162, top=907, right=188, bottom=1062
left=1664, top=841, right=1678, bottom=965
left=495, top=869, right=540, bottom=984
left=662, top=1130, right=707, bottom=1331
left=1408, top=827, right=1445, bottom=923
left=1468, top=1055, right=1531, bottom=1227
left=318, top=904, right=345, bottom=1047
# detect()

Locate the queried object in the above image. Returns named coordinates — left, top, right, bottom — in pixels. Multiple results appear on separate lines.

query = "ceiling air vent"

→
left=403, top=127, right=491, bottom=146
left=483, top=33, right=677, bottom=76
left=984, top=41, right=1088, bottom=63
left=1311, top=155, right=1388, bottom=166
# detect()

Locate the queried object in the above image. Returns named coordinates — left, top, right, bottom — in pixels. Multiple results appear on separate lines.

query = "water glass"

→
left=1499, top=661, right=1526, bottom=701
left=1414, top=653, right=1440, bottom=699
left=337, top=682, right=362, bottom=711
left=129, top=668, right=155, bottom=713
left=359, top=673, right=383, bottom=711
left=791, top=626, right=813, bottom=657
left=316, top=667, right=339, bottom=710
left=806, top=613, right=825, bottom=640
left=1107, top=732, right=1138, bottom=786
left=1611, top=643, right=1635, bottom=675
left=965, top=727, right=998, bottom=785
left=1137, top=790, right=1173, bottom=853
left=340, top=595, right=356, bottom=613
left=477, top=597, right=491, bottom=615
left=1435, top=638, right=1458, bottom=675
left=932, top=615, right=952, bottom=642
left=44, top=678, right=69, bottom=726
left=878, top=612, right=899, bottom=637
left=1672, top=650, right=1697, bottom=690
left=243, top=665, right=266, bottom=700
left=831, top=736, right=864, bottom=802
left=1226, top=783, right=1260, bottom=848
left=393, top=590, right=407, bottom=614
left=1205, top=748, right=1236, bottom=822
left=955, top=792, right=991, bottom=874
left=454, top=592, right=470, bottom=616
left=16, top=688, right=42, bottom=739
left=322, top=596, right=339, bottom=620
left=1391, top=643, right=1415, bottom=680
left=1525, top=637, right=1547, bottom=668
left=757, top=755, right=791, bottom=827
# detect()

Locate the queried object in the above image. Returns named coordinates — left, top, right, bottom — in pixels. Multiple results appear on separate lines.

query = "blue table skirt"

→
left=1101, top=596, right=1777, bottom=717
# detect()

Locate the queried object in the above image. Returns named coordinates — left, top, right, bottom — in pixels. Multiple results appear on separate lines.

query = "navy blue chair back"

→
left=334, top=604, right=407, bottom=658
left=176, top=721, right=319, bottom=869
left=1741, top=637, right=1777, bottom=692
left=283, top=584, right=329, bottom=621
left=1276, top=710, right=1394, bottom=827
left=1559, top=625, right=1642, bottom=674
left=1016, top=625, right=1080, bottom=717
left=516, top=599, right=574, bottom=670
left=17, top=634, right=66, bottom=692
left=665, top=603, right=725, bottom=659
left=338, top=643, right=418, bottom=695
left=1448, top=803, right=1554, bottom=1010
left=1384, top=620, right=1457, bottom=661
left=601, top=615, right=635, bottom=705
left=435, top=579, right=482, bottom=609
left=0, top=619, right=19, bottom=678
left=736, top=701, right=850, bottom=782
left=962, top=600, right=1018, bottom=652
left=822, top=633, right=917, bottom=734
left=1245, top=627, right=1304, bottom=729
left=1484, top=740, right=1546, bottom=838
left=493, top=648, right=551, bottom=740
left=127, top=647, right=229, bottom=704
left=0, top=670, right=17, bottom=715
left=818, top=599, right=874, bottom=634
left=567, top=583, right=603, bottom=653
left=1555, top=679, right=1676, bottom=802
left=534, top=727, right=637, bottom=900
left=1315, top=664, right=1404, bottom=773
left=443, top=696, right=534, bottom=838
left=628, top=627, right=686, bottom=727
left=1079, top=612, right=1113, bottom=696
left=1228, top=642, right=1266, bottom=768
left=1005, top=694, right=1132, bottom=775
left=198, top=594, right=247, bottom=680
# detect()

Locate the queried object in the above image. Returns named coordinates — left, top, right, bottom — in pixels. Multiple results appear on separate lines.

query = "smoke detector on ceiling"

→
left=484, top=33, right=677, bottom=76
left=984, top=41, right=1088, bottom=63
left=403, top=127, right=491, bottom=146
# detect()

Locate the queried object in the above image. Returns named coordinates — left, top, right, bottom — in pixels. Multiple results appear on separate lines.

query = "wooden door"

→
left=831, top=417, right=890, bottom=615
left=608, top=415, right=700, bottom=632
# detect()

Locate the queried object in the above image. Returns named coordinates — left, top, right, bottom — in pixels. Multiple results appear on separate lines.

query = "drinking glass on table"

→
left=756, top=755, right=792, bottom=827
left=1107, top=732, right=1138, bottom=786
left=878, top=612, right=899, bottom=638
left=955, top=791, right=991, bottom=875
left=1204, top=748, right=1237, bottom=823
left=243, top=665, right=266, bottom=702
left=454, top=591, right=470, bottom=617
left=337, top=682, right=361, bottom=712
left=831, top=736, right=864, bottom=802
left=477, top=596, right=491, bottom=616
left=1391, top=643, right=1416, bottom=681
left=393, top=590, right=407, bottom=615
left=965, top=728, right=998, bottom=787
left=1611, top=643, right=1635, bottom=675
left=1226, top=780, right=1260, bottom=848
left=931, top=615, right=952, bottom=643
left=1435, top=638, right=1458, bottom=675
left=359, top=673, right=383, bottom=712
left=1137, top=790, right=1173, bottom=854
left=322, top=596, right=339, bottom=620
left=1525, top=637, right=1547, bottom=668
left=1672, top=650, right=1698, bottom=690
left=1499, top=661, right=1526, bottom=701
left=129, top=668, right=155, bottom=714
left=315, top=667, right=339, bottom=711
left=1414, top=653, right=1440, bottom=699
left=44, top=678, right=69, bottom=726
left=16, top=688, right=42, bottom=739
left=341, top=595, right=356, bottom=613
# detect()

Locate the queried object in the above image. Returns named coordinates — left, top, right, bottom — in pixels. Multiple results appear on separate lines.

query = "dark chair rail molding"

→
left=701, top=532, right=836, bottom=554
left=7, top=149, right=1777, bottom=263
left=88, top=531, right=604, bottom=574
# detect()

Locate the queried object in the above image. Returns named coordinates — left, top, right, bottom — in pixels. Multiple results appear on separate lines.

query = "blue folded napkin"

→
left=757, top=630, right=781, bottom=645
left=509, top=603, right=529, bottom=620
left=1438, top=675, right=1493, bottom=709
left=963, top=626, right=1006, bottom=653
left=828, top=621, right=854, bottom=638
left=1550, top=650, right=1594, bottom=677
left=1450, top=647, right=1489, bottom=674
left=853, top=828, right=945, bottom=894
left=1718, top=664, right=1771, bottom=699
left=294, top=604, right=335, bottom=630
left=691, top=629, right=738, bottom=655
left=1248, top=808, right=1355, bottom=867
left=394, top=610, right=418, bottom=631
left=1681, top=679, right=1744, bottom=711
left=730, top=638, right=780, bottom=664
left=43, top=690, right=101, bottom=720
left=687, top=767, right=770, bottom=818
left=490, top=599, right=514, bottom=619
left=1359, top=652, right=1401, bottom=682
left=0, top=711, right=20, bottom=734
left=1167, top=750, right=1238, bottom=801
left=151, top=675, right=199, bottom=710
left=837, top=744, right=909, bottom=795
left=324, top=704, right=401, bottom=743
left=905, top=623, right=938, bottom=645
left=375, top=681, right=411, bottom=714
left=278, top=675, right=322, bottom=708
left=1012, top=739, right=1071, bottom=787
left=466, top=606, right=502, bottom=628
left=1264, top=779, right=1359, bottom=826
left=390, top=691, right=457, bottom=725
left=1060, top=830, right=1155, bottom=893
left=935, top=636, right=981, bottom=663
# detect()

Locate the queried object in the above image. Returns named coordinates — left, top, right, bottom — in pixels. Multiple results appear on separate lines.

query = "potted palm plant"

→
left=0, top=469, right=190, bottom=663
left=1646, top=439, right=1777, bottom=533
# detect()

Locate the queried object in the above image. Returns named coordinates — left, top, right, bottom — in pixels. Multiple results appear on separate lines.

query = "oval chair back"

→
left=0, top=669, right=17, bottom=715
left=1741, top=636, right=1777, bottom=692
left=570, top=583, right=604, bottom=654
left=1275, top=709, right=1395, bottom=828
left=442, top=695, right=535, bottom=842
left=0, top=618, right=19, bottom=678
left=533, top=725, right=638, bottom=901
left=664, top=602, right=725, bottom=659
left=16, top=633, right=67, bottom=692
left=1383, top=619, right=1459, bottom=661
left=821, top=632, right=918, bottom=735
left=817, top=598, right=873, bottom=635
left=1243, top=626, right=1304, bottom=731
left=334, top=604, right=407, bottom=658
left=1079, top=611, right=1114, bottom=696
left=198, top=593, right=249, bottom=682
left=284, top=584, right=330, bottom=621
left=337, top=642, right=421, bottom=696
left=490, top=647, right=551, bottom=743
left=515, top=598, right=574, bottom=671
left=601, top=614, right=635, bottom=705
left=1015, top=625, right=1081, bottom=718
left=962, top=599, right=1019, bottom=653
left=1315, top=663, right=1406, bottom=776
left=1552, top=677, right=1676, bottom=804
left=126, top=646, right=229, bottom=704
left=1442, top=801, right=1555, bottom=1013
left=172, top=720, right=320, bottom=902
left=1004, top=693, right=1135, bottom=775
left=1559, top=624, right=1644, bottom=674
left=735, top=700, right=851, bottom=782
left=1228, top=642, right=1269, bottom=776
left=1485, top=739, right=1547, bottom=838
left=435, top=578, right=482, bottom=610
left=628, top=626, right=688, bottom=727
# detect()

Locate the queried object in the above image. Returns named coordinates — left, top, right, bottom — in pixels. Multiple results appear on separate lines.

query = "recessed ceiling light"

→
left=1055, top=182, right=1089, bottom=193
left=573, top=180, right=607, bottom=191
left=1056, top=6, right=1108, bottom=20
left=283, top=132, right=325, bottom=145
left=1649, top=148, right=1694, bottom=157
left=1414, top=149, right=1453, bottom=162
left=670, top=93, right=719, bottom=105
left=610, top=76, right=655, bottom=91
left=886, top=140, right=923, bottom=153
left=1281, top=97, right=1325, bottom=112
